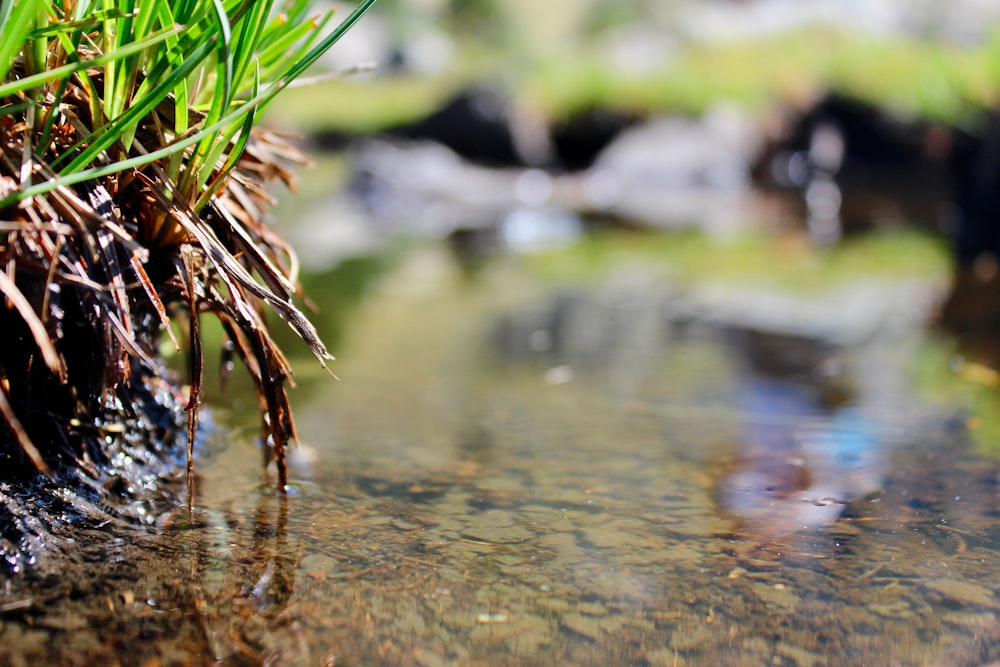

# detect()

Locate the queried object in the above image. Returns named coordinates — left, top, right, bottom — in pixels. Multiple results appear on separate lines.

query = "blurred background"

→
left=263, top=0, right=1000, bottom=270
left=56, top=5, right=1000, bottom=663
left=239, top=0, right=1000, bottom=454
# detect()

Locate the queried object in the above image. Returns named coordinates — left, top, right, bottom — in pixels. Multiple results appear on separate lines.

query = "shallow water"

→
left=3, top=231, right=1000, bottom=666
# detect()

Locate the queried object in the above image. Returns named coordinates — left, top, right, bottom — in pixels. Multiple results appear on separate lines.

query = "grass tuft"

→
left=0, top=0, right=376, bottom=492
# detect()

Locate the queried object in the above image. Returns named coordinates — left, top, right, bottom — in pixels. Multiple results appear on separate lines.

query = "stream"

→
left=3, top=212, right=1000, bottom=665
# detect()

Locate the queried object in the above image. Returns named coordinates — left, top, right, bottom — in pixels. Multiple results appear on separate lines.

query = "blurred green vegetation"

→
left=913, top=338, right=1000, bottom=456
left=266, top=3, right=1000, bottom=132
left=522, top=227, right=952, bottom=291
left=527, top=29, right=1000, bottom=122
left=259, top=1, right=1000, bottom=456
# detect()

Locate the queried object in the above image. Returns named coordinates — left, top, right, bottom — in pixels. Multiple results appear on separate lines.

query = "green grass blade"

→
left=59, top=37, right=217, bottom=176
left=0, top=0, right=16, bottom=33
left=0, top=0, right=40, bottom=83
left=0, top=23, right=181, bottom=99
left=211, top=0, right=234, bottom=107
left=229, top=0, right=272, bottom=96
left=1, top=0, right=379, bottom=209
left=149, top=0, right=189, bottom=139
left=182, top=0, right=236, bottom=197
left=131, top=0, right=160, bottom=44
left=70, top=0, right=94, bottom=21
left=106, top=0, right=141, bottom=120
left=26, top=8, right=134, bottom=40
left=194, top=63, right=259, bottom=211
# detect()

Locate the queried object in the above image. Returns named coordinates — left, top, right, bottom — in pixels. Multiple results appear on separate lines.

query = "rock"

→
left=560, top=613, right=605, bottom=641
left=923, top=578, right=1000, bottom=609
left=460, top=511, right=533, bottom=544
left=386, top=85, right=529, bottom=167
left=775, top=640, right=824, bottom=667
left=749, top=582, right=800, bottom=612
left=550, top=107, right=639, bottom=170
left=868, top=600, right=913, bottom=619
left=590, top=106, right=761, bottom=235
left=669, top=619, right=715, bottom=651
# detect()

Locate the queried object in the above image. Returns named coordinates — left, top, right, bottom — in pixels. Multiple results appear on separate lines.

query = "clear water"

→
left=2, top=233, right=1000, bottom=667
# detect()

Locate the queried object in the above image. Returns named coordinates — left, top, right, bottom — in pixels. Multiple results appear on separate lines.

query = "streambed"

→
left=2, top=228, right=999, bottom=666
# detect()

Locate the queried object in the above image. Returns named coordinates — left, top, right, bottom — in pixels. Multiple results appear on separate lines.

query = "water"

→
left=2, top=229, right=1000, bottom=666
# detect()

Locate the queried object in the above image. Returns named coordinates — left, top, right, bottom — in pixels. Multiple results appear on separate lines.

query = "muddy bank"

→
left=0, top=364, right=192, bottom=575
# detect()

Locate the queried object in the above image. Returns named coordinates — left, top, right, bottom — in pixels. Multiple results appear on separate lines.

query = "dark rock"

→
left=0, top=369, right=190, bottom=576
left=765, top=92, right=935, bottom=175
left=947, top=112, right=1000, bottom=264
left=386, top=85, right=525, bottom=167
left=754, top=91, right=952, bottom=240
left=550, top=107, right=639, bottom=171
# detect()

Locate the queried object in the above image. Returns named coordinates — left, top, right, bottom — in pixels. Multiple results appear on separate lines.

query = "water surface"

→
left=2, top=233, right=1000, bottom=667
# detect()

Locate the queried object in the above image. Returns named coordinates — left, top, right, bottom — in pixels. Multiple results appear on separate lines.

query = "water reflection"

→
left=718, top=329, right=885, bottom=541
left=150, top=493, right=297, bottom=663
left=6, top=239, right=1000, bottom=665
left=0, top=483, right=302, bottom=664
left=491, top=282, right=902, bottom=545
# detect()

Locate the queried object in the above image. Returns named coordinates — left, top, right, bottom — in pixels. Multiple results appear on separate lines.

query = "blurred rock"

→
left=756, top=91, right=953, bottom=241
left=384, top=85, right=549, bottom=167
left=948, top=111, right=1000, bottom=265
left=588, top=105, right=763, bottom=235
left=343, top=102, right=769, bottom=246
left=348, top=137, right=530, bottom=236
left=550, top=107, right=640, bottom=171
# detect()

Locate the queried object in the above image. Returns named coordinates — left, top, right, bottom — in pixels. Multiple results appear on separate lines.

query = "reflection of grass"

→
left=524, top=227, right=952, bottom=292
left=175, top=254, right=394, bottom=432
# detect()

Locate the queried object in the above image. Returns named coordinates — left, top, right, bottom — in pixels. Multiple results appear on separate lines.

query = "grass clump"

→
left=0, top=0, right=375, bottom=493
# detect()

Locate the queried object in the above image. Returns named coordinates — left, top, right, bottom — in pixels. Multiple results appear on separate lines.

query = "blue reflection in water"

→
left=720, top=336, right=886, bottom=539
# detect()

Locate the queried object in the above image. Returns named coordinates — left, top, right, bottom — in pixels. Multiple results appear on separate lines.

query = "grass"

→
left=266, top=73, right=461, bottom=134
left=0, top=0, right=376, bottom=492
